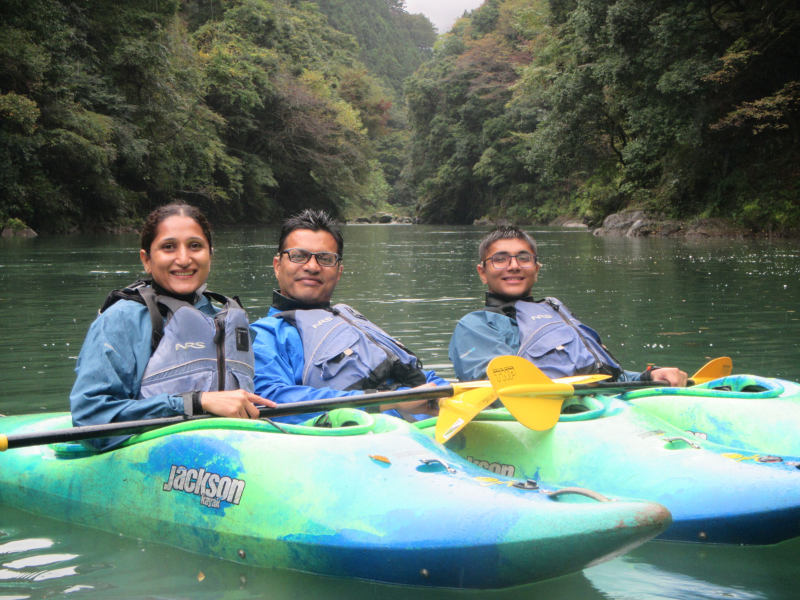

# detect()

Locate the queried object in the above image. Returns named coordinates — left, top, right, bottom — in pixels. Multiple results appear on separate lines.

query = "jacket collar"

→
left=484, top=291, right=534, bottom=308
left=271, top=290, right=332, bottom=312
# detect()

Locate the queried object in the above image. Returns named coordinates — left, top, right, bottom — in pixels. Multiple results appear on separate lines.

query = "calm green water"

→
left=1, top=225, right=800, bottom=598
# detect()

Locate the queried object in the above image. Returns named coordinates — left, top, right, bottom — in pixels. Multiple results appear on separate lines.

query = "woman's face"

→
left=140, top=215, right=211, bottom=296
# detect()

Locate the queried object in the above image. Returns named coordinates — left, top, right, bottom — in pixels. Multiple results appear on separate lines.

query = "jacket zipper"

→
left=214, top=314, right=226, bottom=391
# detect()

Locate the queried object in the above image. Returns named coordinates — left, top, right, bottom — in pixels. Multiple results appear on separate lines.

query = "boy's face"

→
left=477, top=238, right=539, bottom=299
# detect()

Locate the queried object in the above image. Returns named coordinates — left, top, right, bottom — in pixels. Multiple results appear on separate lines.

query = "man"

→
left=251, top=210, right=444, bottom=424
left=449, top=226, right=687, bottom=386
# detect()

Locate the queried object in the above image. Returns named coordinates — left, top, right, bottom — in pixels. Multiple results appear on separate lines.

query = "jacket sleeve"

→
left=449, top=311, right=519, bottom=382
left=251, top=315, right=364, bottom=424
left=423, top=370, right=448, bottom=386
left=69, top=301, right=187, bottom=451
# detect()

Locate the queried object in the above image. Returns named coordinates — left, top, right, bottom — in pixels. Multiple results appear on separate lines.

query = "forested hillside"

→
left=0, top=0, right=433, bottom=233
left=313, top=0, right=436, bottom=92
left=406, top=0, right=800, bottom=230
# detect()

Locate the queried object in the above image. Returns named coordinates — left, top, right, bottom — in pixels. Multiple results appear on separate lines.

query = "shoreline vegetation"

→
left=1, top=0, right=797, bottom=237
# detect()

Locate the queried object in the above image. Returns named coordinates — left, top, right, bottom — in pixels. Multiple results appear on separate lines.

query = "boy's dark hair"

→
left=278, top=209, right=344, bottom=257
left=478, top=226, right=537, bottom=262
left=141, top=203, right=213, bottom=255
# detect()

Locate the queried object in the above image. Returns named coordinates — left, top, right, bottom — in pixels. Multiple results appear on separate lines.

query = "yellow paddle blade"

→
left=487, top=356, right=574, bottom=431
left=435, top=388, right=498, bottom=443
left=689, top=357, right=732, bottom=385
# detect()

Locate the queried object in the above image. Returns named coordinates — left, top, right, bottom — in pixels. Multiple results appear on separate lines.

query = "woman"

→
left=70, top=203, right=274, bottom=451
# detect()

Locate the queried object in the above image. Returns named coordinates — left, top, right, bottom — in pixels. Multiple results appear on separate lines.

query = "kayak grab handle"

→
left=418, top=458, right=456, bottom=473
left=664, top=436, right=702, bottom=449
left=546, top=487, right=611, bottom=502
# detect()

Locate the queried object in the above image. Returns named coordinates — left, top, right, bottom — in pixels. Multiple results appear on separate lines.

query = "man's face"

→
left=274, top=229, right=343, bottom=304
left=477, top=238, right=539, bottom=298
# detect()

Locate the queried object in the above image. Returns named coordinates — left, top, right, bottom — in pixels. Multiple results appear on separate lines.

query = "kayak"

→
left=0, top=409, right=671, bottom=589
left=624, top=374, right=800, bottom=458
left=418, top=377, right=800, bottom=546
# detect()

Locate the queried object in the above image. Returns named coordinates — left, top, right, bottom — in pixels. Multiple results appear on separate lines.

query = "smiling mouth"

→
left=171, top=270, right=196, bottom=277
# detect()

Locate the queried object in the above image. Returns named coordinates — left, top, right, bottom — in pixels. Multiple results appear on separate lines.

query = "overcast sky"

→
left=405, top=0, right=485, bottom=34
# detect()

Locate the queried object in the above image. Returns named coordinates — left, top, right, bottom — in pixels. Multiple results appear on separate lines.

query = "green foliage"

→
left=311, top=0, right=436, bottom=92
left=405, top=0, right=541, bottom=224
left=512, top=0, right=800, bottom=227
left=0, top=0, right=410, bottom=231
left=404, top=0, right=799, bottom=230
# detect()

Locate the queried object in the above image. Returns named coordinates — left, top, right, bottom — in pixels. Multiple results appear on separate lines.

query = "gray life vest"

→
left=275, top=304, right=427, bottom=391
left=486, top=297, right=622, bottom=380
left=101, top=281, right=255, bottom=398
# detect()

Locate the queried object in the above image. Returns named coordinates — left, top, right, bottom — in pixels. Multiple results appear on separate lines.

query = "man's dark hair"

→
left=478, top=226, right=537, bottom=262
left=278, top=209, right=344, bottom=257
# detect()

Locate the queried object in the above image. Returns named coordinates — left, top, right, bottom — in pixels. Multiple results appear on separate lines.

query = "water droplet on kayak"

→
left=238, top=549, right=246, bottom=559
left=421, top=569, right=430, bottom=578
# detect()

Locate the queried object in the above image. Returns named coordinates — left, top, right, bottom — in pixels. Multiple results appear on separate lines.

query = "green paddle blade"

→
left=435, top=388, right=498, bottom=443
left=487, top=356, right=574, bottom=431
left=689, top=357, right=732, bottom=385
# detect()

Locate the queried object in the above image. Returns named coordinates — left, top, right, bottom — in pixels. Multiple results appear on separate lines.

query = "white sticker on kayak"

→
left=162, top=465, right=245, bottom=508
left=443, top=418, right=465, bottom=441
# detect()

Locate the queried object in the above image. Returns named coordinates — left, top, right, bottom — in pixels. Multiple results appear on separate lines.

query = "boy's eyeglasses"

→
left=484, top=252, right=536, bottom=269
left=280, top=248, right=341, bottom=267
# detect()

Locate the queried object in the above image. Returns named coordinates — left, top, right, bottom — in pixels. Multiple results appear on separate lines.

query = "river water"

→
left=1, top=225, right=799, bottom=598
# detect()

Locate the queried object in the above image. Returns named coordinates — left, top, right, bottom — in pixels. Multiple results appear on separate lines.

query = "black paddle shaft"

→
left=1, top=385, right=458, bottom=450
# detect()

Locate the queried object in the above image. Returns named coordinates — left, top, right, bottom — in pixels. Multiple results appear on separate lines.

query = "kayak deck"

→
left=0, top=409, right=671, bottom=588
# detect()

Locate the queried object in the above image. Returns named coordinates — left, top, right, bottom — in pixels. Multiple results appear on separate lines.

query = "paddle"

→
left=688, top=357, right=732, bottom=385
left=434, top=373, right=611, bottom=443
left=0, top=382, right=499, bottom=451
left=486, top=356, right=734, bottom=432
left=435, top=356, right=734, bottom=441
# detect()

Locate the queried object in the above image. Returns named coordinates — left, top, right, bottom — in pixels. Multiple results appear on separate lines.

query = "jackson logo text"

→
left=163, top=465, right=246, bottom=508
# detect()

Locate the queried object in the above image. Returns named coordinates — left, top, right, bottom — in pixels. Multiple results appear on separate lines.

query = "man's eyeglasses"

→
left=280, top=248, right=341, bottom=267
left=484, top=252, right=536, bottom=269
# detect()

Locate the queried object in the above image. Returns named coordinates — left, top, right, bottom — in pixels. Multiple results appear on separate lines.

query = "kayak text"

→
left=162, top=465, right=246, bottom=507
left=466, top=456, right=515, bottom=477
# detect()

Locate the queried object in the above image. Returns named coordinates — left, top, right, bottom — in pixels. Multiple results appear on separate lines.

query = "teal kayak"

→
left=419, top=377, right=800, bottom=546
left=0, top=409, right=671, bottom=589
left=624, top=374, right=800, bottom=458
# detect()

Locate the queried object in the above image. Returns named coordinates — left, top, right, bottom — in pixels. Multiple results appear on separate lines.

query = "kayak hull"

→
left=0, top=411, right=670, bottom=588
left=421, top=389, right=800, bottom=546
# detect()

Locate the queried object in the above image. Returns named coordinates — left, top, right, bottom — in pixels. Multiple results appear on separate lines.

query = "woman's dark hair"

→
left=478, top=226, right=537, bottom=262
left=277, top=209, right=343, bottom=257
left=141, top=203, right=213, bottom=254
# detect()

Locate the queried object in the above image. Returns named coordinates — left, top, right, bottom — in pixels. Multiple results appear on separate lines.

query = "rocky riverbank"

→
left=348, top=211, right=418, bottom=224
left=590, top=211, right=767, bottom=238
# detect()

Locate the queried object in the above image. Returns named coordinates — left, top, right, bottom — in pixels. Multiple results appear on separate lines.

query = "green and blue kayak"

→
left=624, top=374, right=800, bottom=458
left=0, top=409, right=670, bottom=589
left=419, top=374, right=800, bottom=546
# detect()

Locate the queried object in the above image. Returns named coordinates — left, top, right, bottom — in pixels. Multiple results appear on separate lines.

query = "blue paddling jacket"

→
left=70, top=281, right=254, bottom=451
left=449, top=293, right=643, bottom=383
left=251, top=291, right=446, bottom=424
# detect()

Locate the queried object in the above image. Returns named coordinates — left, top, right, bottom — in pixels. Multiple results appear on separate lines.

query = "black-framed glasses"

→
left=281, top=248, right=341, bottom=267
left=484, top=252, right=536, bottom=269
